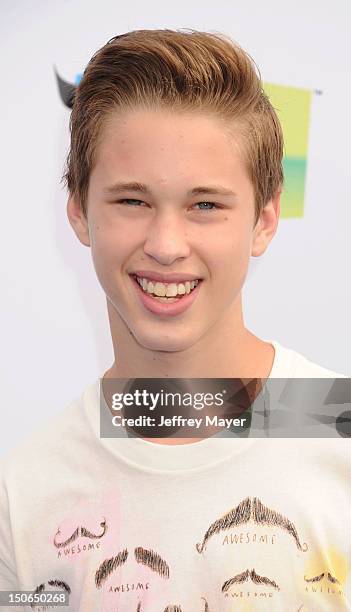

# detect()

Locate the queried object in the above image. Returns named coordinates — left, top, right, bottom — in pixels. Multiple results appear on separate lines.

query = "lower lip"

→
left=130, top=275, right=203, bottom=317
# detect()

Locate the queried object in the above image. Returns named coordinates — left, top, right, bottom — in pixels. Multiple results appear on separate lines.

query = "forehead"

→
left=90, top=108, right=251, bottom=193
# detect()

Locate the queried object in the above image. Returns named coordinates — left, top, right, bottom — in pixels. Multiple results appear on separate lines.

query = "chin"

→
left=133, top=327, right=200, bottom=353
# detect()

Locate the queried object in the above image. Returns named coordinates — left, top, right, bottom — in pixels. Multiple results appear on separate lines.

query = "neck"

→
left=104, top=299, right=274, bottom=380
left=103, top=300, right=275, bottom=444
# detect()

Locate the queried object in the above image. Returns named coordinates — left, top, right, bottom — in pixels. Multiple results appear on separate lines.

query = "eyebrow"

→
left=103, top=181, right=237, bottom=197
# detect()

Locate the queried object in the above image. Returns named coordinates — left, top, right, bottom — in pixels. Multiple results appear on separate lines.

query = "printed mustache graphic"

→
left=196, top=496, right=307, bottom=553
left=136, top=600, right=209, bottom=612
left=222, top=568, right=280, bottom=592
left=30, top=580, right=71, bottom=610
left=95, top=546, right=169, bottom=588
left=304, top=572, right=340, bottom=584
left=95, top=548, right=209, bottom=611
left=137, top=604, right=209, bottom=612
left=53, top=518, right=107, bottom=548
left=137, top=607, right=183, bottom=612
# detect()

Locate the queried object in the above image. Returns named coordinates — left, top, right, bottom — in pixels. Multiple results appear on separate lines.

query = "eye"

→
left=115, top=199, right=221, bottom=211
left=116, top=198, right=145, bottom=206
left=194, top=202, right=220, bottom=211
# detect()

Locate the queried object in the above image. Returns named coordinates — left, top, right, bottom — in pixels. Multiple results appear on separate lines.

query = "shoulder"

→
left=269, top=340, right=347, bottom=378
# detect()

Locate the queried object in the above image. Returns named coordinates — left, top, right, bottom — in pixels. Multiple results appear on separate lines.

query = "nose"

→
left=143, top=212, right=191, bottom=265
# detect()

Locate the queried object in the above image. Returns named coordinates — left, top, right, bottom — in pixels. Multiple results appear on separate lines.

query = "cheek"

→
left=89, top=222, right=133, bottom=272
left=88, top=234, right=124, bottom=302
left=205, top=225, right=253, bottom=280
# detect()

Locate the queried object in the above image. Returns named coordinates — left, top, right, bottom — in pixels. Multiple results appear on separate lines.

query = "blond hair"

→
left=62, top=29, right=284, bottom=223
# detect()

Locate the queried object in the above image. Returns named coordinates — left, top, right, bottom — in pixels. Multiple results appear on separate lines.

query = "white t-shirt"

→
left=0, top=340, right=350, bottom=611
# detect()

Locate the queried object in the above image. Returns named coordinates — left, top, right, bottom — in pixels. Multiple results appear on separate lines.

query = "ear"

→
left=66, top=195, right=90, bottom=247
left=251, top=190, right=281, bottom=257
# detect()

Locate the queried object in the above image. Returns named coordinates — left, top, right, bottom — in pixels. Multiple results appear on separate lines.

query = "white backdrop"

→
left=1, top=0, right=350, bottom=456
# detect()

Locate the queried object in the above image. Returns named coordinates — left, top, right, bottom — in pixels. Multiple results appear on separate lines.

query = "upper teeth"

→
left=136, top=276, right=199, bottom=297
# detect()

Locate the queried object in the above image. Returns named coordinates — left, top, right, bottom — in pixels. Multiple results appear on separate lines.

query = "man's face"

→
left=75, top=108, right=269, bottom=353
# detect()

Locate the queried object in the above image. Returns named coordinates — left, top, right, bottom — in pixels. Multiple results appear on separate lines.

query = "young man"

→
left=0, top=29, right=349, bottom=611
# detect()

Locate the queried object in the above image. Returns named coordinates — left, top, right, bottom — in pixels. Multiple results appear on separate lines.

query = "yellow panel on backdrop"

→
left=263, top=83, right=313, bottom=218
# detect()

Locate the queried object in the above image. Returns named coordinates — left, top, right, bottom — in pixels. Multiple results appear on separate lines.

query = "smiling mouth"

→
left=130, top=274, right=201, bottom=302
